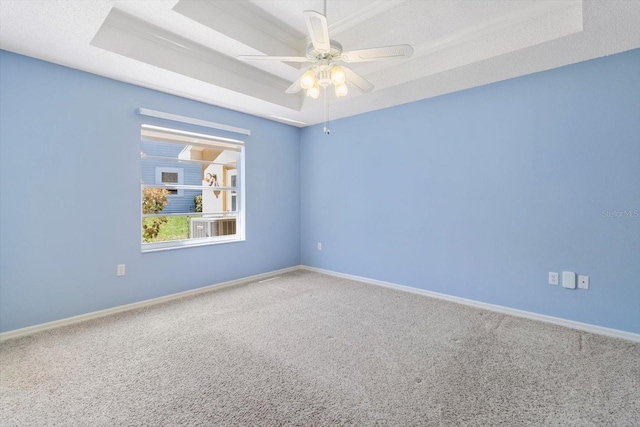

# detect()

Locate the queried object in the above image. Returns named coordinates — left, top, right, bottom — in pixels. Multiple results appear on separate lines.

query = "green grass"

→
left=142, top=216, right=190, bottom=243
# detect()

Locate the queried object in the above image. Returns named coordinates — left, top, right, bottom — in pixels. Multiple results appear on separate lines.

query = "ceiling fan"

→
left=237, top=1, right=413, bottom=118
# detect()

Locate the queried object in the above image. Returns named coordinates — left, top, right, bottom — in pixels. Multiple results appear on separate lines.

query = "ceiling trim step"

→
left=91, top=8, right=302, bottom=111
left=174, top=0, right=306, bottom=61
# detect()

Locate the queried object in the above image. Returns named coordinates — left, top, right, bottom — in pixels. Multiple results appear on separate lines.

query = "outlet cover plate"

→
left=562, top=271, right=576, bottom=289
left=549, top=272, right=559, bottom=285
left=578, top=275, right=589, bottom=290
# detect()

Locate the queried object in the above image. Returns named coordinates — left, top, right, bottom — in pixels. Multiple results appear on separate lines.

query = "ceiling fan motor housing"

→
left=306, top=40, right=343, bottom=61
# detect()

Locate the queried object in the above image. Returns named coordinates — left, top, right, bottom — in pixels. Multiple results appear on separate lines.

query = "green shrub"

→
left=195, top=194, right=202, bottom=213
left=142, top=188, right=169, bottom=242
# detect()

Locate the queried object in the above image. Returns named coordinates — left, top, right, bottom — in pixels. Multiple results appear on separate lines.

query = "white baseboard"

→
left=301, top=266, right=640, bottom=343
left=4, top=265, right=638, bottom=344
left=0, top=266, right=301, bottom=342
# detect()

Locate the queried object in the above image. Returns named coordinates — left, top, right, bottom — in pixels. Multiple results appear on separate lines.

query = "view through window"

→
left=140, top=124, right=245, bottom=251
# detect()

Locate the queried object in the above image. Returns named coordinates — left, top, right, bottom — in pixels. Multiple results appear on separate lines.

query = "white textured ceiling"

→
left=1, top=0, right=639, bottom=127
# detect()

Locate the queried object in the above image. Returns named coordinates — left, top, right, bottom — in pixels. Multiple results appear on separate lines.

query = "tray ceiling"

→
left=1, top=0, right=639, bottom=127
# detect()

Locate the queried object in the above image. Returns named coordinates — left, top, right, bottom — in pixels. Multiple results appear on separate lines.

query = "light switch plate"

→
left=562, top=271, right=576, bottom=289
left=578, top=275, right=589, bottom=290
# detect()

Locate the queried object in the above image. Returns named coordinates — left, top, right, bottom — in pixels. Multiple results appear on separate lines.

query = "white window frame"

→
left=141, top=124, right=245, bottom=252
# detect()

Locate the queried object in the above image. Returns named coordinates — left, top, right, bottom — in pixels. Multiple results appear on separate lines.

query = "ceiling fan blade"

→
left=303, top=10, right=330, bottom=53
left=341, top=44, right=414, bottom=63
left=237, top=55, right=309, bottom=63
left=343, top=67, right=374, bottom=93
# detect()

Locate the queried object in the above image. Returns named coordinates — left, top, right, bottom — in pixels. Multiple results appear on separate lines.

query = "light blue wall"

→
left=2, top=49, right=639, bottom=336
left=301, top=49, right=640, bottom=334
left=0, top=51, right=301, bottom=333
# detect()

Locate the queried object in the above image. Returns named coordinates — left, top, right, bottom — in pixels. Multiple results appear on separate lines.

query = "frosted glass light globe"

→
left=300, top=70, right=316, bottom=90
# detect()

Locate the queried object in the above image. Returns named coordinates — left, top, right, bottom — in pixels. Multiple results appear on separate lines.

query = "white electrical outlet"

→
left=562, top=271, right=576, bottom=289
left=549, top=272, right=559, bottom=285
left=578, top=275, right=589, bottom=290
left=117, top=264, right=126, bottom=277
left=317, top=242, right=322, bottom=251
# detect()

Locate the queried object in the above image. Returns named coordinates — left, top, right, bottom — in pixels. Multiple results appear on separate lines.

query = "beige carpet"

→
left=1, top=269, right=639, bottom=426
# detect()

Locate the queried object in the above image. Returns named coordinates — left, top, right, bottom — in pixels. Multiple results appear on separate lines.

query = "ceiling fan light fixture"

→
left=307, top=84, right=320, bottom=99
left=300, top=70, right=316, bottom=90
left=330, top=66, right=346, bottom=85
left=334, top=83, right=348, bottom=98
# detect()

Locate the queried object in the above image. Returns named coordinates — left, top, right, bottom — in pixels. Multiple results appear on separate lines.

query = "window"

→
left=140, top=124, right=245, bottom=251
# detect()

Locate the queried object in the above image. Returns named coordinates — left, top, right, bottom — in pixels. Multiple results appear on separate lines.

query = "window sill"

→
left=141, top=236, right=245, bottom=253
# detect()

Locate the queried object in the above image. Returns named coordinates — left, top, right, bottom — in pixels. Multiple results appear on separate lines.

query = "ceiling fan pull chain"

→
left=323, top=86, right=330, bottom=135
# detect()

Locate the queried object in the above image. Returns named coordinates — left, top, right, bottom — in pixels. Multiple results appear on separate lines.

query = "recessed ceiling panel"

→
left=1, top=0, right=639, bottom=127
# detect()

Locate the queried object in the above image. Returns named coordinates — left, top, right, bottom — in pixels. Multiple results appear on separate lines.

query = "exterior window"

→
left=155, top=167, right=183, bottom=196
left=141, top=124, right=245, bottom=251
